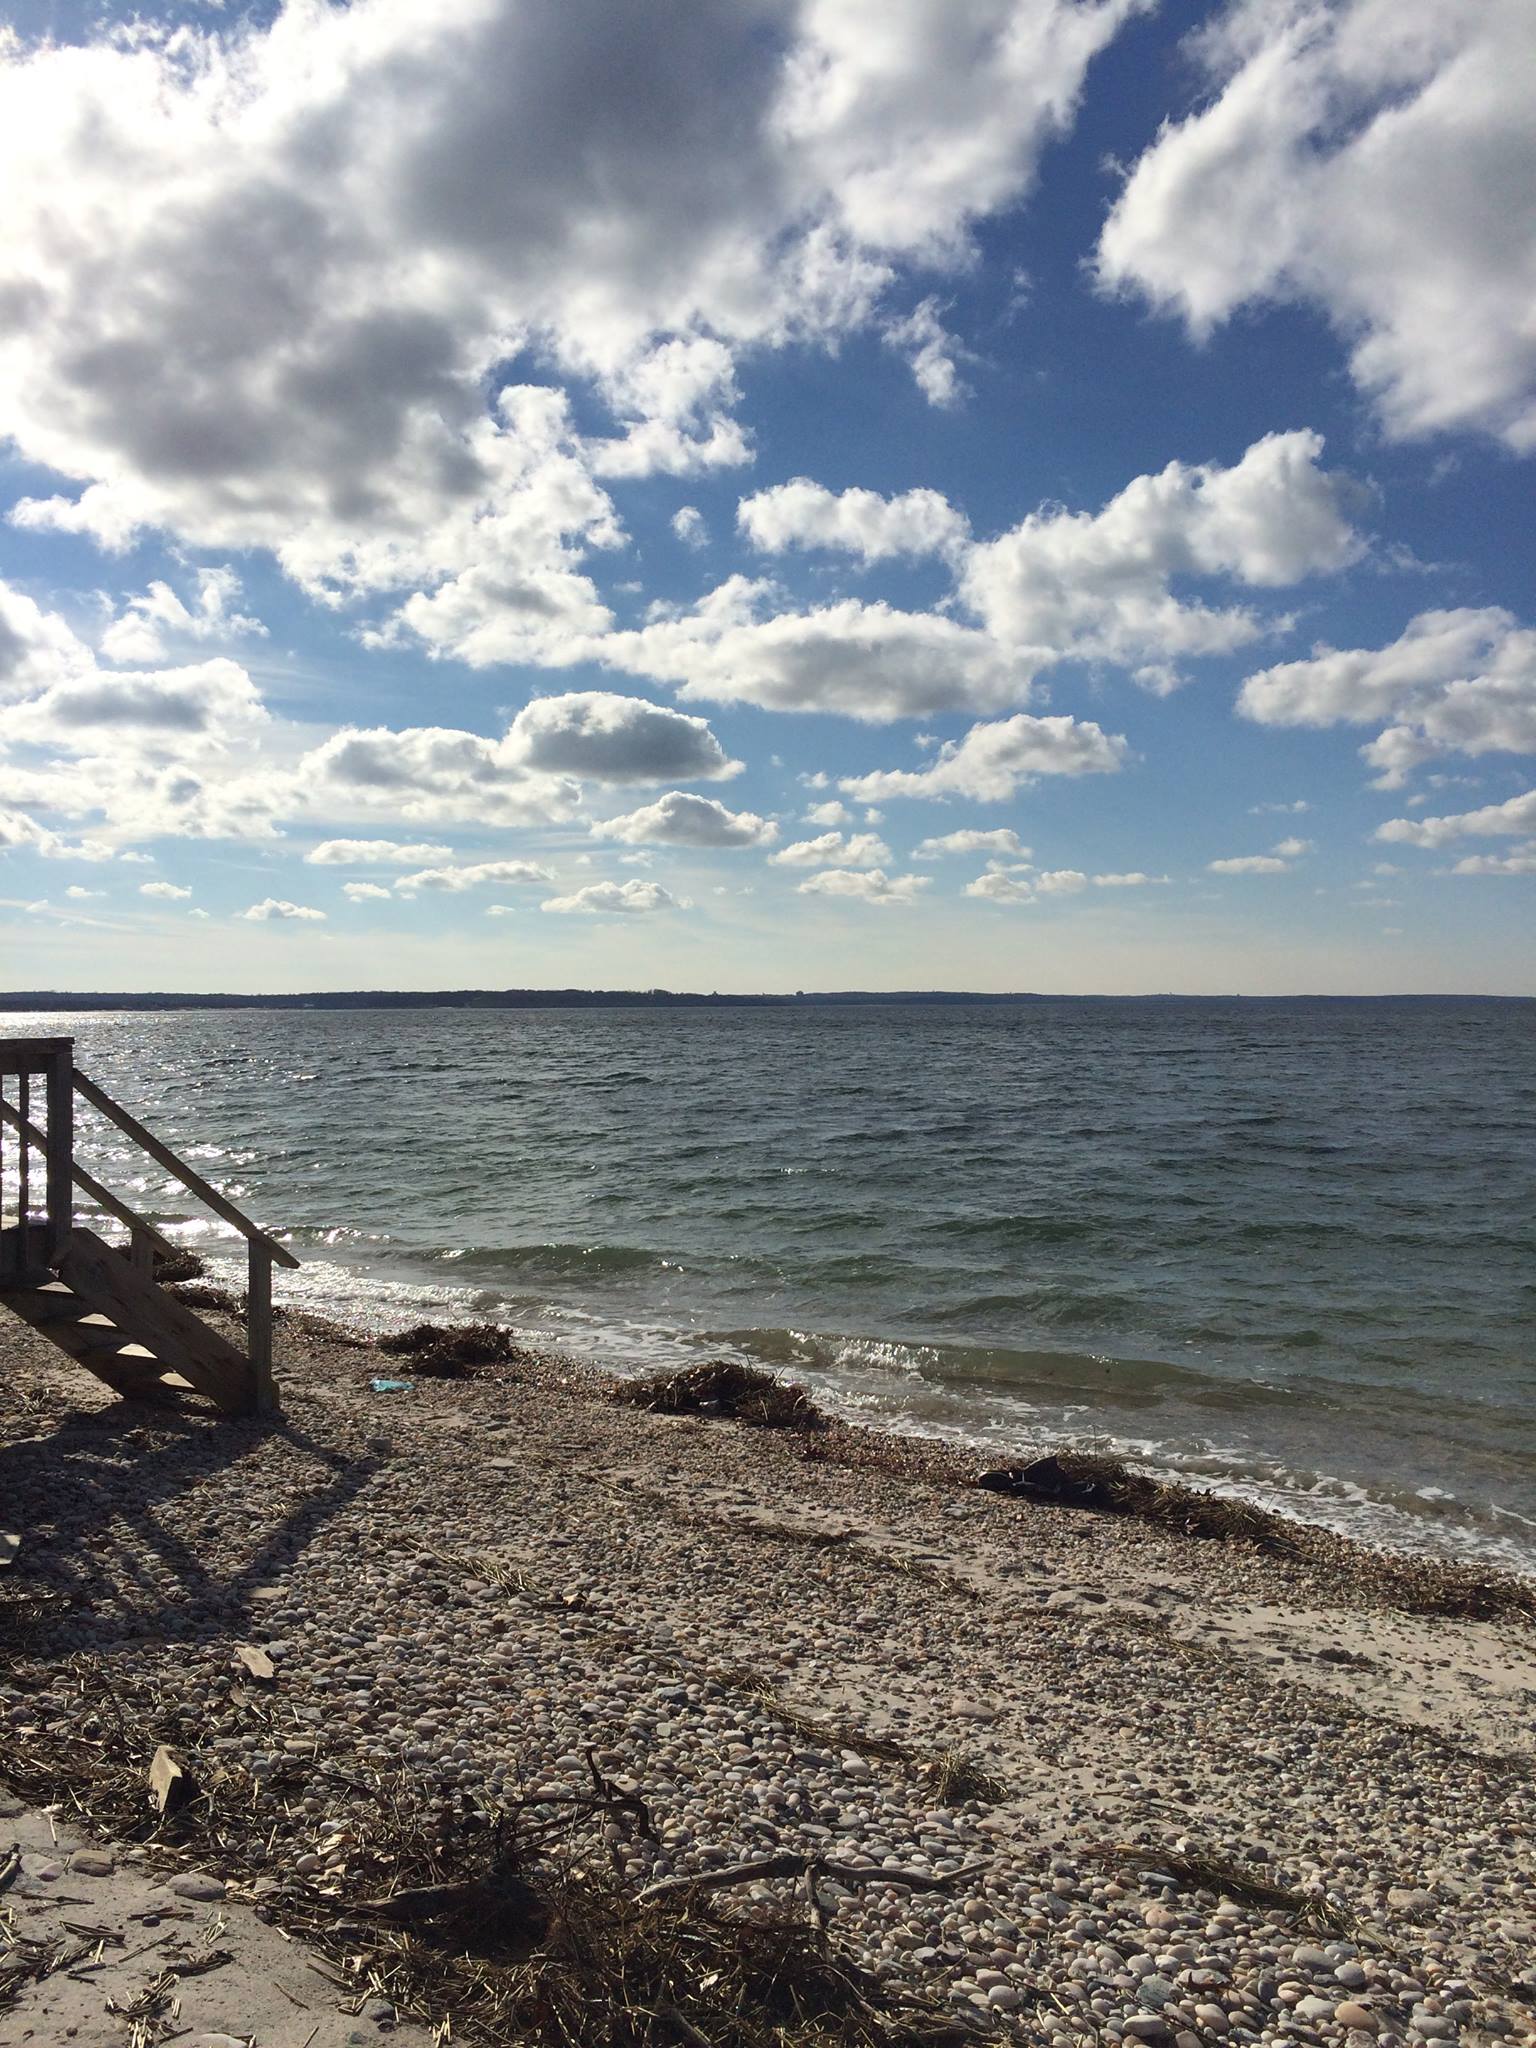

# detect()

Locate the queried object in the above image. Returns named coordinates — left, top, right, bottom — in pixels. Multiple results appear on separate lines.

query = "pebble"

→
left=3, top=1317, right=1534, bottom=2048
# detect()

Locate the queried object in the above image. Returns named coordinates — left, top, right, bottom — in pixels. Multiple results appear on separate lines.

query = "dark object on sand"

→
left=151, top=1249, right=207, bottom=1285
left=376, top=1321, right=529, bottom=1379
left=977, top=1452, right=1293, bottom=1548
left=613, top=1359, right=827, bottom=1431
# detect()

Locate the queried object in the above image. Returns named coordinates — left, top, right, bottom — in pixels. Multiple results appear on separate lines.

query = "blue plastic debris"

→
left=369, top=1377, right=415, bottom=1394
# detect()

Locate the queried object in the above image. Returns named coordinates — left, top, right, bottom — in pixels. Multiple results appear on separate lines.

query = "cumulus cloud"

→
left=841, top=713, right=1127, bottom=802
left=1096, top=0, right=1536, bottom=449
left=139, top=880, right=192, bottom=900
left=306, top=839, right=454, bottom=866
left=1375, top=789, right=1536, bottom=849
left=100, top=568, right=265, bottom=665
left=0, top=0, right=1142, bottom=642
left=914, top=827, right=1031, bottom=860
left=795, top=867, right=929, bottom=905
left=541, top=878, right=682, bottom=915
left=1237, top=608, right=1536, bottom=786
left=1208, top=854, right=1291, bottom=875
left=297, top=725, right=578, bottom=828
left=505, top=691, right=739, bottom=782
left=3, top=657, right=267, bottom=752
left=342, top=881, right=393, bottom=902
left=1446, top=845, right=1536, bottom=877
left=591, top=792, right=777, bottom=848
left=393, top=858, right=554, bottom=895
left=1271, top=835, right=1314, bottom=859
left=1092, top=870, right=1158, bottom=886
left=738, top=479, right=968, bottom=563
left=883, top=297, right=966, bottom=406
left=803, top=799, right=849, bottom=827
left=601, top=577, right=1023, bottom=720
left=964, top=869, right=1036, bottom=904
left=242, top=898, right=326, bottom=921
left=64, top=884, right=103, bottom=900
left=770, top=830, right=891, bottom=868
left=960, top=431, right=1362, bottom=667
left=671, top=506, right=709, bottom=550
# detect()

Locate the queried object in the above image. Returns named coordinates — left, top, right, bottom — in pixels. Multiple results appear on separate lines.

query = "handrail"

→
left=0, top=1098, right=181, bottom=1263
left=72, top=1068, right=300, bottom=1270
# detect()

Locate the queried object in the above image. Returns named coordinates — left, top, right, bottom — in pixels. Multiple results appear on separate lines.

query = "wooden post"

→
left=247, top=1240, right=276, bottom=1413
left=130, top=1225, right=155, bottom=1276
left=44, top=1040, right=73, bottom=1266
left=16, top=1071, right=29, bottom=1228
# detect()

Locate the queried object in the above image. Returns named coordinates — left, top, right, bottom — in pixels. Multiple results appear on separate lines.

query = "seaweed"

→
left=613, top=1361, right=828, bottom=1432
left=376, top=1321, right=533, bottom=1379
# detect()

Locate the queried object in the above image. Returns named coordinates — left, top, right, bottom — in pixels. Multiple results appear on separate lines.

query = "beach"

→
left=2, top=1298, right=1534, bottom=2047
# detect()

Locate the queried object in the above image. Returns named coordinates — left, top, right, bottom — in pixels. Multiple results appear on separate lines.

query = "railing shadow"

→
left=0, top=1395, right=378, bottom=1657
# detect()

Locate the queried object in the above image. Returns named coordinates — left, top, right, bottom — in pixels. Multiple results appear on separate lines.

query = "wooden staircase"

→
left=1, top=1037, right=297, bottom=1416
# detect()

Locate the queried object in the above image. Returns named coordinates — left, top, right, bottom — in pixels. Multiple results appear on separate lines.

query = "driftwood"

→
left=637, top=1853, right=989, bottom=1904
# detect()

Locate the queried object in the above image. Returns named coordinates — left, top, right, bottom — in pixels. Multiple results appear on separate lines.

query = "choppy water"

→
left=5, top=1000, right=1534, bottom=1572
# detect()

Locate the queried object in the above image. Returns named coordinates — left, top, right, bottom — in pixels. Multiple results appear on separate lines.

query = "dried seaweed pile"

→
left=376, top=1321, right=534, bottom=1379
left=975, top=1452, right=1536, bottom=1622
left=0, top=1657, right=977, bottom=2046
left=613, top=1361, right=827, bottom=1432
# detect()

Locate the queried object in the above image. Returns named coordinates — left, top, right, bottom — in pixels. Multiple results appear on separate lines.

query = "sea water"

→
left=7, top=998, right=1533, bottom=1572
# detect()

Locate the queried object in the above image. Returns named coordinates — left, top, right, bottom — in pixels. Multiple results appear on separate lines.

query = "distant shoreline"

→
left=2, top=988, right=1530, bottom=1011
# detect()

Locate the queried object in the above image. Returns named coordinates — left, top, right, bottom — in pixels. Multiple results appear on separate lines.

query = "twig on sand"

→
left=637, top=1854, right=990, bottom=1905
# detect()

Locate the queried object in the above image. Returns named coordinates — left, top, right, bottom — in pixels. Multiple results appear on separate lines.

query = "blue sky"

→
left=1, top=0, right=1532, bottom=994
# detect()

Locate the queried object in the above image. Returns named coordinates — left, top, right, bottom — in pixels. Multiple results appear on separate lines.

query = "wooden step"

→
left=58, top=1228, right=252, bottom=1413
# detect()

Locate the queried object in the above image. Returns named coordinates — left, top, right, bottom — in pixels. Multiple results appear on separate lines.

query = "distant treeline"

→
left=0, top=989, right=1523, bottom=1011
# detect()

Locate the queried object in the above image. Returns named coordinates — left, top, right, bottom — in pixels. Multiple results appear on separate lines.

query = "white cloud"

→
left=307, top=839, right=455, bottom=866
left=241, top=898, right=326, bottom=921
left=297, top=725, right=578, bottom=828
left=100, top=567, right=265, bottom=665
left=883, top=297, right=966, bottom=407
left=505, top=691, right=740, bottom=783
left=394, top=858, right=554, bottom=895
left=739, top=479, right=968, bottom=563
left=3, top=656, right=267, bottom=753
left=1237, top=608, right=1536, bottom=786
left=964, top=869, right=1035, bottom=904
left=139, top=880, right=192, bottom=900
left=1271, top=835, right=1314, bottom=858
left=1375, top=789, right=1536, bottom=849
left=914, top=827, right=1031, bottom=860
left=1034, top=868, right=1088, bottom=895
left=671, top=506, right=709, bottom=550
left=1092, top=870, right=1158, bottom=886
left=1208, top=854, right=1290, bottom=875
left=1096, top=0, right=1536, bottom=450
left=803, top=799, right=850, bottom=827
left=64, top=884, right=104, bottom=900
left=541, top=878, right=683, bottom=915
left=961, top=431, right=1362, bottom=666
left=795, top=867, right=929, bottom=905
left=601, top=577, right=1023, bottom=720
left=342, top=881, right=393, bottom=902
left=0, top=0, right=1142, bottom=639
left=1249, top=797, right=1312, bottom=815
left=591, top=792, right=777, bottom=849
left=841, top=712, right=1128, bottom=802
left=770, top=830, right=891, bottom=869
left=1447, top=845, right=1536, bottom=877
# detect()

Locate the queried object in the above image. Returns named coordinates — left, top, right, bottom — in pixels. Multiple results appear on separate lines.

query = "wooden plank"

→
left=247, top=1241, right=276, bottom=1413
left=59, top=1227, right=253, bottom=1413
left=0, top=1036, right=75, bottom=1074
left=0, top=1099, right=181, bottom=1262
left=73, top=1069, right=299, bottom=1268
left=44, top=1042, right=72, bottom=1265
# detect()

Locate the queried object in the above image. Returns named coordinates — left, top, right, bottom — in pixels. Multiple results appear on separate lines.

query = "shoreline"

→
left=3, top=1290, right=1535, bottom=2044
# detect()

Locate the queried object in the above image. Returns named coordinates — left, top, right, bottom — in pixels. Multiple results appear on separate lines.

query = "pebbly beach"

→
left=2, top=1294, right=1534, bottom=2048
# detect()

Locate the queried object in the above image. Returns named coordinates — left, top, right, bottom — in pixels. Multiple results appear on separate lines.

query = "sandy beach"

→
left=2, top=1301, right=1534, bottom=2047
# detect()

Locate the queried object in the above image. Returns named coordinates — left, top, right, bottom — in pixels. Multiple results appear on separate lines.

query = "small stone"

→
left=169, top=1872, right=227, bottom=1900
left=70, top=1850, right=114, bottom=1876
left=1125, top=2016, right=1170, bottom=2040
left=1336, top=2004, right=1379, bottom=2032
left=1297, top=1996, right=1338, bottom=2022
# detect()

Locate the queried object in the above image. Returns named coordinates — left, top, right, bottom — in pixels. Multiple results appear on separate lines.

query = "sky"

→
left=0, top=0, right=1533, bottom=996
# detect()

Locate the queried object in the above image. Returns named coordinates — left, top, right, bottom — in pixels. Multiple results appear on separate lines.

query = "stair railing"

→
left=0, top=1035, right=297, bottom=1412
